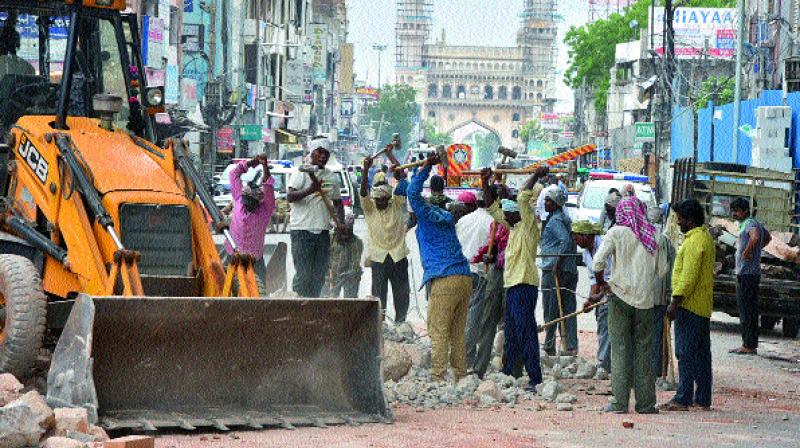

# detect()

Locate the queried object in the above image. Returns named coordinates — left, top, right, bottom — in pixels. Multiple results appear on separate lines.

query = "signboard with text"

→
left=635, top=122, right=655, bottom=142
left=307, top=24, right=329, bottom=85
left=650, top=7, right=737, bottom=59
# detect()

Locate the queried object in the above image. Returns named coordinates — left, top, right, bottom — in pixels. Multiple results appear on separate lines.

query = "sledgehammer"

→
left=395, top=145, right=449, bottom=171
left=299, top=165, right=342, bottom=228
left=537, top=299, right=608, bottom=333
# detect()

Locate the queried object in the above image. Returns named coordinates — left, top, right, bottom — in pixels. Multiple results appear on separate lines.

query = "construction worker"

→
left=572, top=220, right=611, bottom=372
left=223, top=155, right=276, bottom=288
left=482, top=165, right=548, bottom=390
left=587, top=196, right=668, bottom=414
left=287, top=139, right=344, bottom=298
left=661, top=199, right=715, bottom=411
left=540, top=185, right=579, bottom=356
left=729, top=197, right=771, bottom=355
left=456, top=190, right=494, bottom=368
left=407, top=153, right=471, bottom=382
left=325, top=214, right=363, bottom=298
left=361, top=153, right=411, bottom=323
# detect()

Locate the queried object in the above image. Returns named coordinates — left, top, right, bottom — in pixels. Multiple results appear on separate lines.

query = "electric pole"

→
left=372, top=44, right=387, bottom=89
left=732, top=0, right=746, bottom=164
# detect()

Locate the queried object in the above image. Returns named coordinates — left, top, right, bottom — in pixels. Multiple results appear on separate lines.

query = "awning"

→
left=276, top=128, right=300, bottom=144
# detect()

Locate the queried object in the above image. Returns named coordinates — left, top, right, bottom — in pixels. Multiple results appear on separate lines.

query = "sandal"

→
left=658, top=401, right=689, bottom=411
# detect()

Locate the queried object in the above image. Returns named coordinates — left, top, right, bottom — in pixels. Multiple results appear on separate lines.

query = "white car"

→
left=213, top=161, right=295, bottom=210
left=573, top=174, right=658, bottom=224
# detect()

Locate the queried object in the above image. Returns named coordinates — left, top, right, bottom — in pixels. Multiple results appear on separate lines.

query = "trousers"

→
left=501, top=284, right=542, bottom=386
left=290, top=230, right=330, bottom=298
left=428, top=275, right=472, bottom=380
left=472, top=265, right=505, bottom=378
left=736, top=274, right=760, bottom=350
left=673, top=307, right=713, bottom=407
left=542, top=270, right=578, bottom=353
left=371, top=255, right=411, bottom=323
left=608, top=295, right=657, bottom=413
left=465, top=273, right=489, bottom=366
left=595, top=301, right=611, bottom=371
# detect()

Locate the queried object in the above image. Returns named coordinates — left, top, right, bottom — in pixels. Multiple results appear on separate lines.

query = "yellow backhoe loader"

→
left=0, top=0, right=387, bottom=430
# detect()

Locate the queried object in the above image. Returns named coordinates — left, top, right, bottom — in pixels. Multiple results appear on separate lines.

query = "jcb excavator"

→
left=0, top=0, right=387, bottom=430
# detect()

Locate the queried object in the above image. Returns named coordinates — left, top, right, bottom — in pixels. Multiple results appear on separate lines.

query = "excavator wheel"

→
left=0, top=254, right=47, bottom=378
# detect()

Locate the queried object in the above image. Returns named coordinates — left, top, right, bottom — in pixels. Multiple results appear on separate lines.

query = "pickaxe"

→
left=396, top=144, right=448, bottom=171
left=298, top=165, right=342, bottom=228
left=367, top=133, right=401, bottom=162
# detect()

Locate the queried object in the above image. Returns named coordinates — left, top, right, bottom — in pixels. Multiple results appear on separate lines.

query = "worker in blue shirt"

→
left=405, top=153, right=472, bottom=381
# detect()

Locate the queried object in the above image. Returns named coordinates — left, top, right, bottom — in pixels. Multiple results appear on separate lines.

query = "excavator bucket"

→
left=46, top=294, right=389, bottom=431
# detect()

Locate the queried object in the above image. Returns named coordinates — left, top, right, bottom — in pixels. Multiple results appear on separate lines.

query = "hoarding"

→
left=339, top=43, right=354, bottom=94
left=307, top=24, right=329, bottom=85
left=650, top=7, right=737, bottom=59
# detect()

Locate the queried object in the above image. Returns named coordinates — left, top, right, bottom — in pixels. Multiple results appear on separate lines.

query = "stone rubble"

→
left=0, top=374, right=111, bottom=448
left=380, top=323, right=610, bottom=411
left=0, top=373, right=24, bottom=406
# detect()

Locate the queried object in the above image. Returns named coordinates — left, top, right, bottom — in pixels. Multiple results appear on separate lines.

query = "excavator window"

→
left=0, top=5, right=150, bottom=138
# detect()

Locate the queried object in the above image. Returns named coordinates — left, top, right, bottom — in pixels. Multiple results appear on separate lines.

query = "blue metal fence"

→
left=672, top=89, right=800, bottom=168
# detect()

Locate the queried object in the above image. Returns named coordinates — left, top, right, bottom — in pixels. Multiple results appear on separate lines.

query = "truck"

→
left=672, top=158, right=800, bottom=338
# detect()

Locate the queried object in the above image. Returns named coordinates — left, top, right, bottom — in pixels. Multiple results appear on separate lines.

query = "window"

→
left=442, top=84, right=452, bottom=98
left=428, top=83, right=438, bottom=98
left=457, top=85, right=466, bottom=98
left=512, top=129, right=519, bottom=138
left=470, top=85, right=480, bottom=95
left=498, top=86, right=508, bottom=99
left=512, top=113, right=520, bottom=122
left=537, top=80, right=543, bottom=88
left=484, top=85, right=494, bottom=99
left=512, top=86, right=522, bottom=100
left=537, top=93, right=543, bottom=100
left=428, top=110, right=436, bottom=118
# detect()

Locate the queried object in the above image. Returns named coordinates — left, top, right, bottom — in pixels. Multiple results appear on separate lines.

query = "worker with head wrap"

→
left=481, top=165, right=549, bottom=390
left=572, top=220, right=612, bottom=372
left=584, top=196, right=670, bottom=414
left=325, top=214, right=363, bottom=298
left=360, top=150, right=411, bottom=323
left=456, top=189, right=495, bottom=368
left=540, top=185, right=579, bottom=356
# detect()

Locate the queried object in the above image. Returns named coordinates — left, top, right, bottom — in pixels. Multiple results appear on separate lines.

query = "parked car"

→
left=213, top=160, right=295, bottom=210
left=574, top=172, right=657, bottom=223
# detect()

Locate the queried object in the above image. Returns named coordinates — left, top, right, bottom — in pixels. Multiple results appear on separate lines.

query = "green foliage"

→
left=472, top=133, right=501, bottom=168
left=422, top=119, right=453, bottom=145
left=518, top=119, right=547, bottom=145
left=564, top=0, right=736, bottom=110
left=367, top=84, right=419, bottom=147
left=692, top=76, right=735, bottom=111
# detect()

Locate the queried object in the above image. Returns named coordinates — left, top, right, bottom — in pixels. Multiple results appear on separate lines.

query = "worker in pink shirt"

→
left=223, top=155, right=276, bottom=288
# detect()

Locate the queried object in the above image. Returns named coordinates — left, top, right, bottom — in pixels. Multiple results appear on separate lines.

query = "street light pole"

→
left=372, top=44, right=387, bottom=90
left=732, top=0, right=746, bottom=164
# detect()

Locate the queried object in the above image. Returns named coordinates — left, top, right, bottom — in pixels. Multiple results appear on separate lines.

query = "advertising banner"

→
left=650, top=7, right=737, bottom=59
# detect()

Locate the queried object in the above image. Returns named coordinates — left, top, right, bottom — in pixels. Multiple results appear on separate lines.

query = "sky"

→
left=347, top=0, right=590, bottom=112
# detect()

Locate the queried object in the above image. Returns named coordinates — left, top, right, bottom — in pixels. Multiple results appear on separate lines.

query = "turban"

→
left=501, top=199, right=519, bottom=213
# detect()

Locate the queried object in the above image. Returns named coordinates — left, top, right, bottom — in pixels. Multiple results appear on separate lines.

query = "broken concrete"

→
left=41, top=436, right=89, bottom=448
left=539, top=380, right=563, bottom=402
left=0, top=401, right=44, bottom=448
left=556, top=403, right=573, bottom=411
left=14, top=390, right=55, bottom=431
left=53, top=407, right=90, bottom=437
left=476, top=380, right=504, bottom=402
left=0, top=373, right=23, bottom=406
left=382, top=342, right=413, bottom=382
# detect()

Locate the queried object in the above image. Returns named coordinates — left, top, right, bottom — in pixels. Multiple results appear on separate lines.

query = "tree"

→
left=518, top=119, right=547, bottom=146
left=564, top=0, right=735, bottom=111
left=422, top=119, right=453, bottom=145
left=692, top=76, right=735, bottom=111
left=472, top=132, right=501, bottom=168
left=367, top=84, right=418, bottom=150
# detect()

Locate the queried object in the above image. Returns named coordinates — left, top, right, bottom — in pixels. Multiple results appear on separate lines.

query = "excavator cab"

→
left=0, top=0, right=387, bottom=431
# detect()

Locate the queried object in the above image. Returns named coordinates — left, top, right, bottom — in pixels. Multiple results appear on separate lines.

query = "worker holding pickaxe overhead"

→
left=287, top=138, right=345, bottom=298
left=481, top=164, right=548, bottom=391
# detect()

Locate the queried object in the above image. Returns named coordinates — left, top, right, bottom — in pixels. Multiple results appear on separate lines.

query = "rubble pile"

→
left=381, top=324, right=608, bottom=411
left=0, top=374, right=109, bottom=448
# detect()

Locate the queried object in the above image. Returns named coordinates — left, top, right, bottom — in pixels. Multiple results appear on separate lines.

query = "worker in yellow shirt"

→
left=661, top=199, right=715, bottom=411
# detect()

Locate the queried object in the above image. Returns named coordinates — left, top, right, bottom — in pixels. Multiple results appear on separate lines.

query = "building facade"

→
left=395, top=0, right=558, bottom=150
